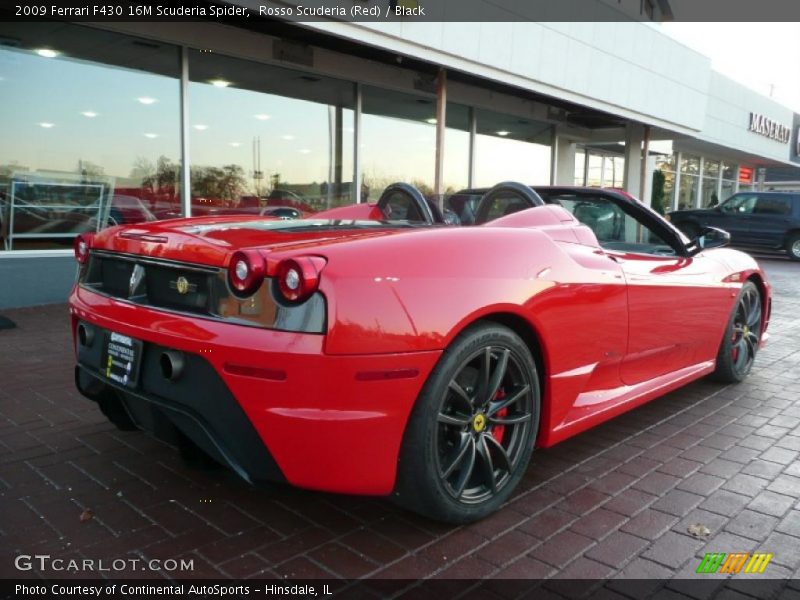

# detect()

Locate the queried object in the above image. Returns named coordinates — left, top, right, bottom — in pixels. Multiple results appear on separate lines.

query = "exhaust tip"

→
left=159, top=350, right=185, bottom=382
left=77, top=323, right=94, bottom=347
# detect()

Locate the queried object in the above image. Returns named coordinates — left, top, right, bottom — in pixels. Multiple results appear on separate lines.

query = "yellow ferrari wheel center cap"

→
left=743, top=326, right=749, bottom=336
left=473, top=414, right=486, bottom=432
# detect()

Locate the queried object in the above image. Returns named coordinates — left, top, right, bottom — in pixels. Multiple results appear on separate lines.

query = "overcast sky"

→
left=661, top=22, right=800, bottom=114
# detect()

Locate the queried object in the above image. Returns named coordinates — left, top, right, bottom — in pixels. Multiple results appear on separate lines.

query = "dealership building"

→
left=2, top=1, right=800, bottom=308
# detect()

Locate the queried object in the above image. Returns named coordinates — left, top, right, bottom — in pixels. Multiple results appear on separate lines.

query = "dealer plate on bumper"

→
left=101, top=330, right=142, bottom=388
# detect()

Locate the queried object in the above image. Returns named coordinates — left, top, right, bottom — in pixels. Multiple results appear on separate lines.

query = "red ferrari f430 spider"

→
left=70, top=182, right=771, bottom=522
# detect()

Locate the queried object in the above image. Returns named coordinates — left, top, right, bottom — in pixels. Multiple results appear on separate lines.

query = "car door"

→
left=713, top=193, right=758, bottom=244
left=746, top=194, right=794, bottom=248
left=556, top=191, right=731, bottom=386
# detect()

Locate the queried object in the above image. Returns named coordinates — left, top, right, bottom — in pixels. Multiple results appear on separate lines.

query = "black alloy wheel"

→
left=436, top=346, right=533, bottom=503
left=712, top=281, right=762, bottom=383
left=395, top=323, right=540, bottom=523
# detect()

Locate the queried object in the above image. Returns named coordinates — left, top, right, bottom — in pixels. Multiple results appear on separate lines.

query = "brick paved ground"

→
left=1, top=257, right=799, bottom=595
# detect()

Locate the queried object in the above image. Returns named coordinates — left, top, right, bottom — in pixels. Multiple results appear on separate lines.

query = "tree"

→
left=191, top=164, right=247, bottom=201
left=651, top=169, right=666, bottom=215
left=131, top=156, right=180, bottom=199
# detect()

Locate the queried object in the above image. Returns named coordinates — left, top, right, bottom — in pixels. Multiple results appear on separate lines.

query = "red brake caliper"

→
left=492, top=389, right=507, bottom=443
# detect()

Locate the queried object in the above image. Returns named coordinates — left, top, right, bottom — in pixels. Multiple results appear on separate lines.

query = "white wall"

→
left=301, top=18, right=712, bottom=135
left=696, top=72, right=795, bottom=164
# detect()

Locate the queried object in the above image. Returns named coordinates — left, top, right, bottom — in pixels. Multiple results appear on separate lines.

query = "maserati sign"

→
left=748, top=112, right=791, bottom=144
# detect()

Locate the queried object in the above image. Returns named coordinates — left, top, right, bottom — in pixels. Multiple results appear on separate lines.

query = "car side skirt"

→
left=539, top=360, right=716, bottom=447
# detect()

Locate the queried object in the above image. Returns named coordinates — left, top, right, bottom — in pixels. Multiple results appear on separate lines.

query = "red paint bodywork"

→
left=69, top=190, right=772, bottom=495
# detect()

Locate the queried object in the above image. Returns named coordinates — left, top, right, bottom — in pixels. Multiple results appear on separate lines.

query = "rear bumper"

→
left=70, top=286, right=441, bottom=495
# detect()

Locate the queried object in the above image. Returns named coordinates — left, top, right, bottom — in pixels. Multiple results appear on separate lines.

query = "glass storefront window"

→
left=574, top=150, right=586, bottom=185
left=662, top=171, right=675, bottom=211
left=603, top=156, right=625, bottom=188
left=678, top=173, right=698, bottom=210
left=361, top=86, right=437, bottom=202
left=701, top=178, right=720, bottom=207
left=704, top=160, right=720, bottom=179
left=474, top=108, right=551, bottom=188
left=654, top=154, right=675, bottom=172
left=587, top=154, right=603, bottom=187
left=0, top=24, right=181, bottom=251
left=443, top=103, right=471, bottom=196
left=189, top=50, right=354, bottom=215
left=722, top=162, right=736, bottom=180
left=721, top=179, right=736, bottom=202
left=680, top=155, right=700, bottom=175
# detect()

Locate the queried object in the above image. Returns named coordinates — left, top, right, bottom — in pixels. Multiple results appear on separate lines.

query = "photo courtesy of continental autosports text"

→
left=2, top=0, right=800, bottom=598
left=14, top=583, right=330, bottom=597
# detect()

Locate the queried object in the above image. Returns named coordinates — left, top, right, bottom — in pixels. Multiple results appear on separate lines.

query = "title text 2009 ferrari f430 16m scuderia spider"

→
left=70, top=182, right=771, bottom=523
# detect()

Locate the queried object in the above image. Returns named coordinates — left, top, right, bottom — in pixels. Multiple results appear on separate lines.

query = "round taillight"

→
left=276, top=256, right=326, bottom=303
left=228, top=250, right=266, bottom=297
left=74, top=233, right=94, bottom=264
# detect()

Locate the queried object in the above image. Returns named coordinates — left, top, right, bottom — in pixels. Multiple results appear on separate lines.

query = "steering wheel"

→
left=377, top=183, right=435, bottom=225
left=474, top=181, right=545, bottom=225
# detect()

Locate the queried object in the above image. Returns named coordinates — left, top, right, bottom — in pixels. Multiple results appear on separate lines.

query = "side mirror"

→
left=687, top=226, right=730, bottom=255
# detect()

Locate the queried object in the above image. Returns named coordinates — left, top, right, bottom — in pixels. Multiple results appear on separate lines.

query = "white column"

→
left=582, top=148, right=589, bottom=186
left=642, top=154, right=656, bottom=207
left=551, top=133, right=577, bottom=186
left=352, top=83, right=362, bottom=203
left=696, top=156, right=704, bottom=208
left=467, top=108, right=476, bottom=189
left=179, top=46, right=191, bottom=217
left=433, top=68, right=447, bottom=213
left=622, top=123, right=644, bottom=196
left=673, top=152, right=682, bottom=211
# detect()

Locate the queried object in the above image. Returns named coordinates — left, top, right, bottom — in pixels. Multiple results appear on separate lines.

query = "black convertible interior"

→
left=375, top=181, right=685, bottom=257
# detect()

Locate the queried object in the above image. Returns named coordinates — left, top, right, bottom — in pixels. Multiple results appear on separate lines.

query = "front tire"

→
left=711, top=281, right=762, bottom=383
left=786, top=232, right=800, bottom=261
left=394, top=323, right=540, bottom=524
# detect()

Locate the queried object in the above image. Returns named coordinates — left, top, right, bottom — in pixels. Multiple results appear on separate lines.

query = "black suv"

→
left=668, top=192, right=800, bottom=261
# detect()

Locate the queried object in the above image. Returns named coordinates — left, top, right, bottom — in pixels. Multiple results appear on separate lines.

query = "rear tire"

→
left=711, top=281, right=762, bottom=383
left=786, top=233, right=800, bottom=261
left=394, top=323, right=540, bottom=524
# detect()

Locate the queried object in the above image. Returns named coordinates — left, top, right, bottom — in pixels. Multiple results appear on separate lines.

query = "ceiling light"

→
left=281, top=134, right=295, bottom=140
left=81, top=111, right=98, bottom=118
left=254, top=114, right=270, bottom=120
left=137, top=97, right=157, bottom=105
left=210, top=79, right=231, bottom=87
left=298, top=149, right=310, bottom=154
left=144, top=133, right=159, bottom=138
left=229, top=142, right=242, bottom=147
left=496, top=130, right=510, bottom=137
left=39, top=122, right=54, bottom=128
left=425, top=118, right=437, bottom=124
left=193, top=124, right=208, bottom=131
left=35, top=48, right=59, bottom=58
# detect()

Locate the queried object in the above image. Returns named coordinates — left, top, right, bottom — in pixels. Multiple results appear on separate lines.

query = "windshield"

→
left=719, top=194, right=757, bottom=214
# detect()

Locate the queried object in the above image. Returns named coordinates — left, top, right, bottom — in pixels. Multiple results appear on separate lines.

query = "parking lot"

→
left=1, top=257, right=799, bottom=596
